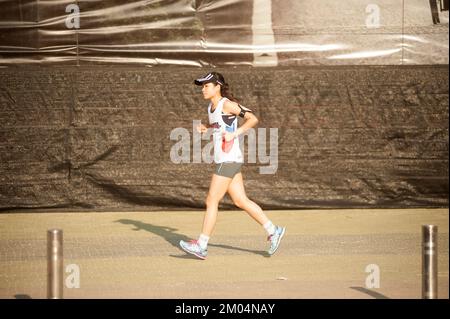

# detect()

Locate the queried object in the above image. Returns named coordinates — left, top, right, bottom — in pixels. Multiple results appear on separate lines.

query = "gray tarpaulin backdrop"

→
left=0, top=0, right=449, bottom=66
left=0, top=0, right=448, bottom=211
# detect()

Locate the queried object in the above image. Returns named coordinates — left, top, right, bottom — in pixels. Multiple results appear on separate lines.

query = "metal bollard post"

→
left=47, top=229, right=63, bottom=299
left=422, top=225, right=438, bottom=299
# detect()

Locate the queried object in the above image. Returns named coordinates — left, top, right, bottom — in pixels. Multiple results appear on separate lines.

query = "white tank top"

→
left=208, top=97, right=244, bottom=163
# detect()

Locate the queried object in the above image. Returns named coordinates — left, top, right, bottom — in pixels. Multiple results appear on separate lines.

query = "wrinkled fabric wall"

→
left=0, top=0, right=449, bottom=66
left=0, top=1, right=448, bottom=212
left=0, top=66, right=448, bottom=212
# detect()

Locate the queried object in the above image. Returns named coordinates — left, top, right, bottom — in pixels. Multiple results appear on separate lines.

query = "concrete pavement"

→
left=0, top=208, right=448, bottom=298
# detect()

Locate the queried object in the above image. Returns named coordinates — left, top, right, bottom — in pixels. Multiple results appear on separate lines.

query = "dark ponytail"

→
left=220, top=82, right=240, bottom=103
left=212, top=72, right=240, bottom=103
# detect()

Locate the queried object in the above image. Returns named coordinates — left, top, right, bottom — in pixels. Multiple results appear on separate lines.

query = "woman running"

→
left=179, top=72, right=285, bottom=260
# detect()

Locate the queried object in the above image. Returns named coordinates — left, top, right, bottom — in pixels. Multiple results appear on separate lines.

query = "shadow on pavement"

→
left=209, top=243, right=269, bottom=257
left=114, top=219, right=269, bottom=258
left=14, top=294, right=32, bottom=299
left=350, top=287, right=390, bottom=299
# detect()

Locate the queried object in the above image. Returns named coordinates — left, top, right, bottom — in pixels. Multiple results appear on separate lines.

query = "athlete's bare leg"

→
left=227, top=172, right=269, bottom=225
left=201, top=173, right=233, bottom=236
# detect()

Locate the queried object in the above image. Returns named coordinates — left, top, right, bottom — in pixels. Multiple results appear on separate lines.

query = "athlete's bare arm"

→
left=196, top=123, right=210, bottom=133
left=223, top=100, right=258, bottom=141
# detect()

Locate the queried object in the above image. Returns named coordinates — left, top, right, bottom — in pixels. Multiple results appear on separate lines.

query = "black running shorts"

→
left=214, top=162, right=243, bottom=178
